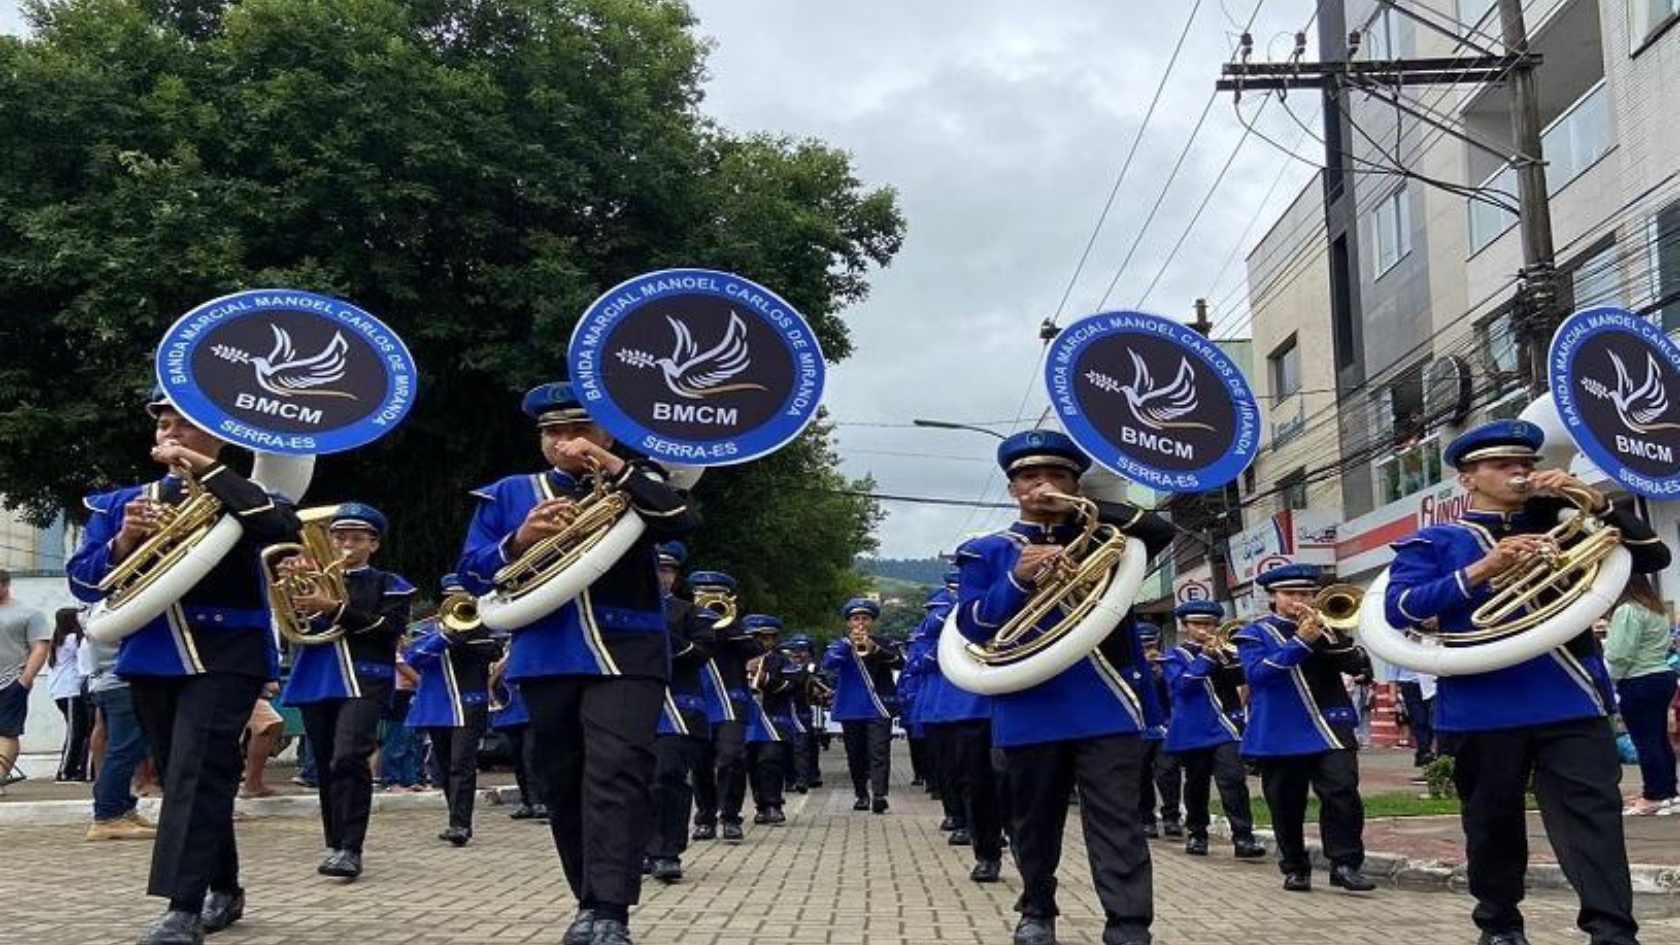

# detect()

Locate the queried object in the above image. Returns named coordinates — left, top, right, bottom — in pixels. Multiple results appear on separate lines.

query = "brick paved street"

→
left=6, top=747, right=1679, bottom=945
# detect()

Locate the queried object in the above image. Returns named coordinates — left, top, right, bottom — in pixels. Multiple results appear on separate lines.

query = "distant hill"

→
left=856, top=556, right=946, bottom=585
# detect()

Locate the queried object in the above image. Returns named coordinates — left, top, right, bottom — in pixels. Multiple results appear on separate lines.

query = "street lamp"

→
left=912, top=418, right=1007, bottom=440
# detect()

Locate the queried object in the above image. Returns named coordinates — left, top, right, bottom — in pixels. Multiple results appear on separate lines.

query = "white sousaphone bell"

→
left=1355, top=392, right=1633, bottom=676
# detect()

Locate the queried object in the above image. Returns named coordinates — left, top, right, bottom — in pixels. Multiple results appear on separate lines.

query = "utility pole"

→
left=1498, top=0, right=1558, bottom=394
left=1190, top=297, right=1213, bottom=336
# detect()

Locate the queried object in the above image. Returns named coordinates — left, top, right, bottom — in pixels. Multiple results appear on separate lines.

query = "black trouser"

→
left=747, top=739, right=785, bottom=811
left=944, top=719, right=1004, bottom=861
left=504, top=724, right=545, bottom=807
left=840, top=719, right=891, bottom=799
left=802, top=720, right=821, bottom=783
left=55, top=694, right=94, bottom=780
left=1180, top=741, right=1254, bottom=841
left=522, top=676, right=662, bottom=918
left=299, top=685, right=389, bottom=854
left=927, top=725, right=966, bottom=825
left=1452, top=717, right=1637, bottom=945
left=1257, top=748, right=1364, bottom=875
left=1398, top=681, right=1436, bottom=763
left=1003, top=733, right=1152, bottom=940
left=649, top=734, right=705, bottom=859
left=782, top=728, right=808, bottom=787
left=908, top=734, right=929, bottom=782
left=129, top=674, right=264, bottom=908
left=424, top=704, right=487, bottom=831
left=693, top=718, right=747, bottom=827
left=1138, top=740, right=1184, bottom=826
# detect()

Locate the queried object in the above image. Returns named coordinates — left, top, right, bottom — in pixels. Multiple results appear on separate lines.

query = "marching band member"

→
left=899, top=623, right=929, bottom=788
left=1383, top=420, right=1670, bottom=945
left=914, top=576, right=966, bottom=832
left=783, top=634, right=821, bottom=791
left=920, top=576, right=1003, bottom=882
left=953, top=430, right=1174, bottom=945
left=1162, top=601, right=1265, bottom=860
left=646, top=542, right=715, bottom=882
left=67, top=388, right=302, bottom=945
left=489, top=653, right=547, bottom=821
left=1234, top=564, right=1374, bottom=894
left=403, top=575, right=500, bottom=846
left=455, top=381, right=697, bottom=945
left=278, top=503, right=416, bottom=880
left=823, top=599, right=901, bottom=813
left=743, top=615, right=793, bottom=825
left=689, top=571, right=754, bottom=844
left=1135, top=622, right=1183, bottom=840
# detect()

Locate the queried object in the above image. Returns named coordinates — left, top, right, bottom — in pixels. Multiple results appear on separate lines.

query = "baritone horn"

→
left=1310, top=583, right=1364, bottom=643
left=261, top=506, right=350, bottom=647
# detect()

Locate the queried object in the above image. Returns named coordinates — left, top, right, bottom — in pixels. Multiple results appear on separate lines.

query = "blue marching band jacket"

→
left=657, top=595, right=717, bottom=739
left=403, top=620, right=503, bottom=728
left=953, top=506, right=1174, bottom=748
left=489, top=664, right=530, bottom=730
left=281, top=567, right=416, bottom=704
left=1233, top=612, right=1364, bottom=757
left=68, top=467, right=302, bottom=681
left=454, top=463, right=698, bottom=682
left=1383, top=498, right=1671, bottom=733
left=702, top=627, right=760, bottom=728
left=821, top=636, right=902, bottom=723
left=744, top=647, right=798, bottom=744
left=1161, top=643, right=1244, bottom=753
left=912, top=586, right=994, bottom=729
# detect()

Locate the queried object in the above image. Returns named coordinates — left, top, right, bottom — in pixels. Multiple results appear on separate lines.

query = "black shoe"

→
left=753, top=810, right=771, bottom=825
left=1233, top=837, right=1268, bottom=859
left=692, top=823, right=717, bottom=841
left=137, top=909, right=204, bottom=945
left=1477, top=933, right=1531, bottom=945
left=1329, top=864, right=1376, bottom=891
left=911, top=777, right=925, bottom=786
left=769, top=807, right=786, bottom=824
left=562, top=909, right=596, bottom=945
left=1013, top=916, right=1056, bottom=945
left=441, top=826, right=471, bottom=846
left=1283, top=871, right=1312, bottom=892
left=200, top=889, right=244, bottom=934
left=948, top=828, right=971, bottom=846
left=1101, top=929, right=1151, bottom=945
left=508, top=803, right=537, bottom=820
left=929, top=789, right=942, bottom=800
left=590, top=919, right=633, bottom=945
left=1161, top=821, right=1184, bottom=838
left=970, top=859, right=1001, bottom=883
left=794, top=782, right=809, bottom=794
left=809, top=779, right=823, bottom=787
left=872, top=797, right=889, bottom=814
left=853, top=796, right=870, bottom=811
left=319, top=849, right=362, bottom=879
left=1142, top=821, right=1160, bottom=839
left=531, top=804, right=550, bottom=821
left=939, top=817, right=958, bottom=832
left=650, top=857, right=682, bottom=883
left=721, top=822, right=744, bottom=843
left=1184, top=835, right=1209, bottom=856
left=641, top=854, right=654, bottom=875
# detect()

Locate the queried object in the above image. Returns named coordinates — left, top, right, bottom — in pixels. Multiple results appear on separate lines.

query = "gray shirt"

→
left=0, top=597, right=52, bottom=689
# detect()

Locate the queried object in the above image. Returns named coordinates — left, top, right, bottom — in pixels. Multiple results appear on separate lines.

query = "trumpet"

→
left=438, top=591, right=482, bottom=635
left=693, top=586, right=738, bottom=631
left=1202, top=618, right=1244, bottom=661
left=850, top=628, right=877, bottom=657
left=806, top=674, right=834, bottom=707
left=748, top=654, right=769, bottom=693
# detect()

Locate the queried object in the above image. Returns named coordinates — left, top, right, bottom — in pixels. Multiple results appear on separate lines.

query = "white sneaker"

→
left=1655, top=798, right=1680, bottom=816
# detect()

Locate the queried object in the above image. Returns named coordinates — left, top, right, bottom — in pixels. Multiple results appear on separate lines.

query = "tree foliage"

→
left=0, top=0, right=904, bottom=626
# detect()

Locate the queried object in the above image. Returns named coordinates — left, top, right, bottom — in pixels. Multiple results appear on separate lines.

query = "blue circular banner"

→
left=154, top=289, right=419, bottom=455
left=1549, top=305, right=1680, bottom=498
left=567, top=269, right=826, bottom=466
left=1046, top=311, right=1260, bottom=492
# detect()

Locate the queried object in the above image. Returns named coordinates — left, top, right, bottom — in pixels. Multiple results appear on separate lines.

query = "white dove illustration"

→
left=1118, top=350, right=1215, bottom=432
left=1587, top=349, right=1680, bottom=434
left=654, top=312, right=769, bottom=400
left=250, top=325, right=356, bottom=399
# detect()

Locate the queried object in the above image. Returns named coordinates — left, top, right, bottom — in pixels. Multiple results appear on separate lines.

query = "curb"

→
left=1208, top=819, right=1678, bottom=895
left=0, top=784, right=523, bottom=829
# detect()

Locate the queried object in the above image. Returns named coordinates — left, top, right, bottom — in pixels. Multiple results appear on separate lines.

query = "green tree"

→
left=0, top=0, right=903, bottom=626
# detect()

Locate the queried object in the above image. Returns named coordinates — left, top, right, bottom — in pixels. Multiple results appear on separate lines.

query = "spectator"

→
left=80, top=634, right=157, bottom=840
left=238, top=684, right=285, bottom=798
left=48, top=608, right=92, bottom=782
left=380, top=650, right=425, bottom=792
left=0, top=568, right=52, bottom=795
left=1604, top=575, right=1678, bottom=816
left=1394, top=667, right=1438, bottom=767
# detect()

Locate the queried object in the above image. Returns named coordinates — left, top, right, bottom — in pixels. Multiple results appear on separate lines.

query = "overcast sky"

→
left=2, top=1, right=1324, bottom=557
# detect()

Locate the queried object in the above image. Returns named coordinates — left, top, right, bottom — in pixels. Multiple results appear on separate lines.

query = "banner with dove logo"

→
left=568, top=269, right=826, bottom=465
left=1046, top=310, right=1259, bottom=492
left=1550, top=305, right=1680, bottom=497
left=155, top=289, right=418, bottom=455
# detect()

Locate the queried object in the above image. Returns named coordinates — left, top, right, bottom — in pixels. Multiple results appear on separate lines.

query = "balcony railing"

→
left=1468, top=80, right=1611, bottom=253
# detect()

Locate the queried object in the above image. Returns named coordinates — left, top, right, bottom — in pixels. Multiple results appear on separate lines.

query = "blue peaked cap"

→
left=1444, top=420, right=1543, bottom=469
left=330, top=502, right=388, bottom=536
left=997, top=429, right=1091, bottom=477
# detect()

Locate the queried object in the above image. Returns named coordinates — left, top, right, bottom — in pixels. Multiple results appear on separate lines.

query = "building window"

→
left=1373, top=186, right=1412, bottom=276
left=1375, top=436, right=1444, bottom=505
left=1459, top=0, right=1496, bottom=28
left=1469, top=84, right=1611, bottom=254
left=1570, top=242, right=1621, bottom=309
left=1647, top=201, right=1680, bottom=330
left=1629, top=1, right=1680, bottom=54
left=1361, top=7, right=1401, bottom=60
left=1270, top=335, right=1301, bottom=399
left=1477, top=312, right=1524, bottom=395
left=1278, top=469, right=1309, bottom=512
left=1483, top=388, right=1528, bottom=422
